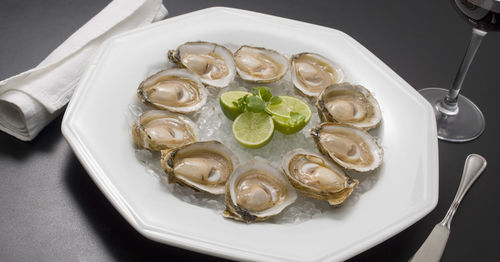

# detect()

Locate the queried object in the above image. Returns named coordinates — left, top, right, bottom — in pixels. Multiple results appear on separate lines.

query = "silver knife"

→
left=410, top=154, right=487, bottom=262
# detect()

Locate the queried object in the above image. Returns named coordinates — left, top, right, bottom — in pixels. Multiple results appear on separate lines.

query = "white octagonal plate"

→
left=62, top=7, right=438, bottom=262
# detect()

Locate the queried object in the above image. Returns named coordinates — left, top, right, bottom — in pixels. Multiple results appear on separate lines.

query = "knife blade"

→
left=410, top=224, right=450, bottom=262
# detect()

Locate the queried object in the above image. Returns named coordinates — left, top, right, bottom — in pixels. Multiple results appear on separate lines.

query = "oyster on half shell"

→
left=132, top=110, right=198, bottom=151
left=234, top=45, right=289, bottom=83
left=311, top=123, right=383, bottom=172
left=282, top=148, right=358, bottom=205
left=137, top=68, right=208, bottom=113
left=160, top=141, right=239, bottom=195
left=224, top=157, right=297, bottom=223
left=168, top=41, right=236, bottom=88
left=316, top=83, right=381, bottom=130
left=291, top=52, right=344, bottom=97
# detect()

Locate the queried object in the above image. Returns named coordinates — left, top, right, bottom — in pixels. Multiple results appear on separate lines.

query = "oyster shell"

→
left=311, top=123, right=383, bottom=172
left=282, top=148, right=358, bottom=205
left=132, top=110, right=198, bottom=151
left=291, top=52, right=344, bottom=97
left=168, top=41, right=236, bottom=88
left=316, top=83, right=381, bottom=130
left=234, top=45, right=289, bottom=83
left=160, top=141, right=239, bottom=195
left=137, top=68, right=208, bottom=113
left=224, top=157, right=297, bottom=223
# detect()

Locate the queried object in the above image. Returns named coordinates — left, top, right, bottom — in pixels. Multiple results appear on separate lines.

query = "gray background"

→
left=1, top=0, right=499, bottom=261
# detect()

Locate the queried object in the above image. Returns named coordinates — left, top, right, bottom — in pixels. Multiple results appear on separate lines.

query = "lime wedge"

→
left=265, top=96, right=312, bottom=134
left=232, top=112, right=274, bottom=148
left=220, top=91, right=252, bottom=120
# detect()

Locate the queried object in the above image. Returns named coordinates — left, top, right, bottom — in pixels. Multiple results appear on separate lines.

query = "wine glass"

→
left=419, top=0, right=500, bottom=142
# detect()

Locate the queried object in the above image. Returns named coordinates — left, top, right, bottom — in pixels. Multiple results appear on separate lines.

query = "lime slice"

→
left=272, top=115, right=309, bottom=134
left=232, top=112, right=274, bottom=148
left=220, top=91, right=252, bottom=120
left=265, top=96, right=312, bottom=134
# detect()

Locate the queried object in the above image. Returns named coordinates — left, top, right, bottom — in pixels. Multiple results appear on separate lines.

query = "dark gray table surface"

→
left=1, top=0, right=499, bottom=261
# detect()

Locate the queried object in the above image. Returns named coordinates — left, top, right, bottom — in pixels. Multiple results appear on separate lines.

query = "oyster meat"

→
left=160, top=141, right=239, bottom=195
left=224, top=157, right=297, bottom=223
left=282, top=148, right=358, bottom=205
left=168, top=41, right=236, bottom=88
left=291, top=52, right=344, bottom=97
left=234, top=45, right=289, bottom=83
left=311, top=123, right=383, bottom=172
left=137, top=68, right=208, bottom=113
left=132, top=110, right=198, bottom=151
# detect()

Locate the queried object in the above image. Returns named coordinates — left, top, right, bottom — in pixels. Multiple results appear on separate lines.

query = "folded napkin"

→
left=0, top=0, right=167, bottom=141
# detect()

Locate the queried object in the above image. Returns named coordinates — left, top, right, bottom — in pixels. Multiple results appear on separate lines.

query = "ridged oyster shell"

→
left=132, top=110, right=198, bottom=151
left=311, top=123, right=383, bottom=172
left=137, top=68, right=208, bottom=113
left=291, top=52, right=344, bottom=97
left=316, top=83, right=381, bottom=130
left=160, top=141, right=239, bottom=195
left=168, top=41, right=236, bottom=88
left=234, top=45, right=289, bottom=83
left=224, top=157, right=297, bottom=223
left=282, top=148, right=358, bottom=205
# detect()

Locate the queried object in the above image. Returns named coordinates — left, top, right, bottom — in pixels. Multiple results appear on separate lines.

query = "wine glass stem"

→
left=439, top=28, right=487, bottom=115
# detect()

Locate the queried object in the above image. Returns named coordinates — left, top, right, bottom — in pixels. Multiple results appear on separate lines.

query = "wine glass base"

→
left=419, top=88, right=485, bottom=142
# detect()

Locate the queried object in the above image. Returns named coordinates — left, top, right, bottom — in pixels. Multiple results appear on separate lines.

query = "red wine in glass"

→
left=419, top=0, right=499, bottom=142
left=454, top=0, right=500, bottom=31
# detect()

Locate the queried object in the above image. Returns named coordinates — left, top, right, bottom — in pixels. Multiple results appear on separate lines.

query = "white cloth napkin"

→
left=0, top=0, right=167, bottom=141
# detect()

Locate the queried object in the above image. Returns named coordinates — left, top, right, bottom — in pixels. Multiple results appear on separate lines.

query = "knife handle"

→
left=440, top=154, right=487, bottom=229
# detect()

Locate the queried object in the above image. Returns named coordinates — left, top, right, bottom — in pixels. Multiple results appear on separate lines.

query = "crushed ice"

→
left=129, top=58, right=381, bottom=224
